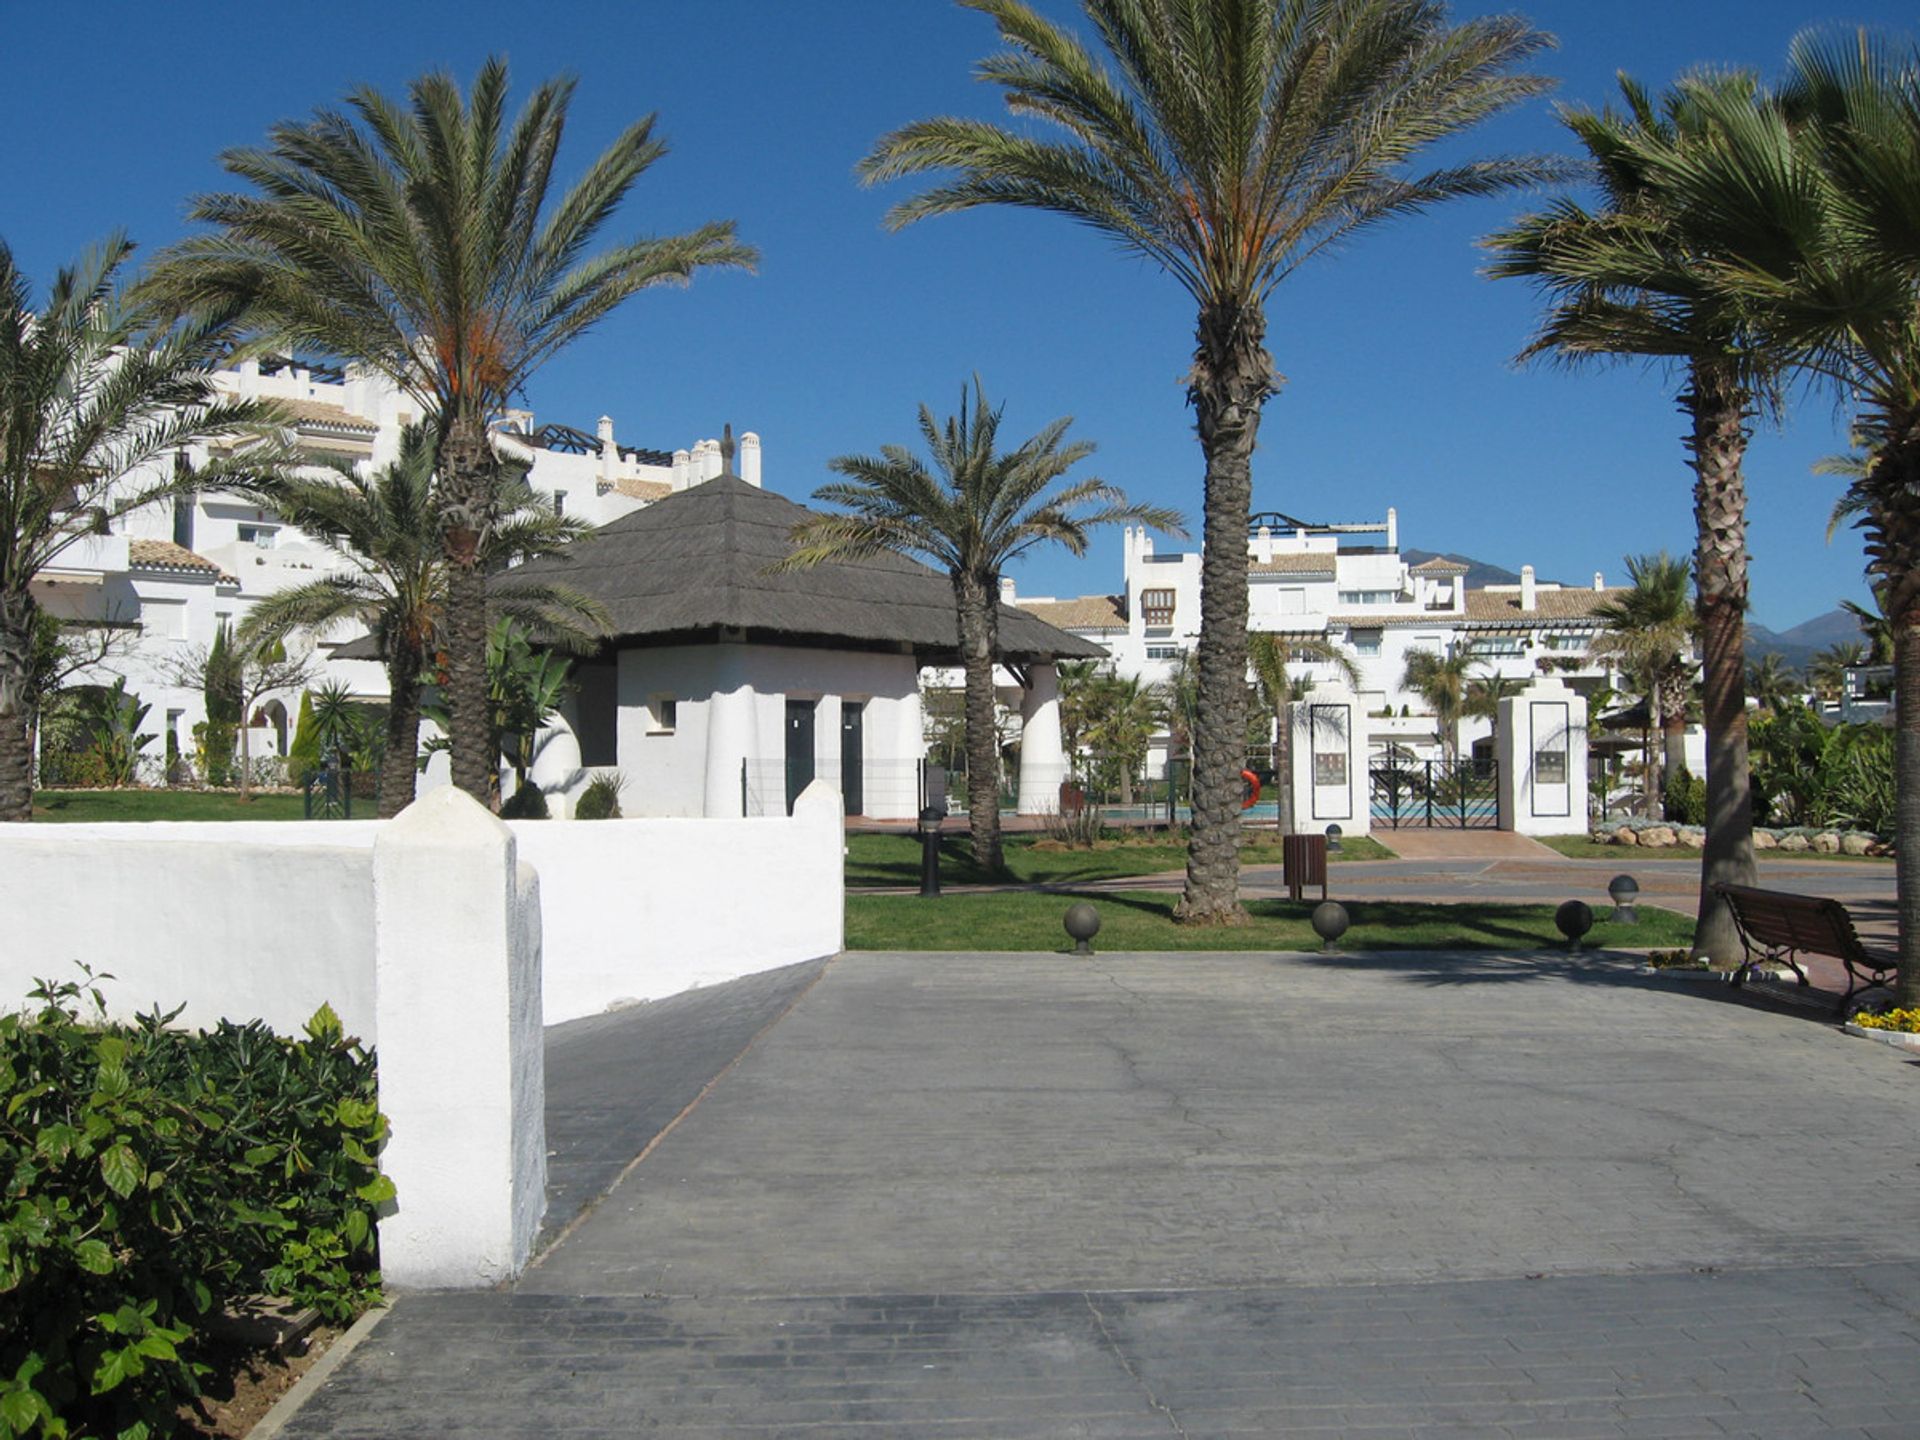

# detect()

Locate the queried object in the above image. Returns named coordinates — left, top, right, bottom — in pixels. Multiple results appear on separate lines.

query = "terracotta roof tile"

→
left=1410, top=557, right=1471, bottom=574
left=1016, top=594, right=1127, bottom=630
left=1248, top=552, right=1337, bottom=574
left=279, top=398, right=378, bottom=432
left=1463, top=586, right=1623, bottom=624
left=612, top=476, right=673, bottom=501
left=128, top=539, right=236, bottom=583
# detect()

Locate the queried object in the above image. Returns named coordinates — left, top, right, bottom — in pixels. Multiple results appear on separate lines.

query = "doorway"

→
left=785, top=699, right=816, bottom=815
left=840, top=702, right=865, bottom=817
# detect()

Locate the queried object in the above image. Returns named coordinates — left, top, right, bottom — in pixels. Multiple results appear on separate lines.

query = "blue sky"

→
left=5, top=1, right=1913, bottom=632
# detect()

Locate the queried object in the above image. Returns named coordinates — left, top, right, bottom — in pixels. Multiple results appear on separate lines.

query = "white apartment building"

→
left=32, top=354, right=756, bottom=779
left=1010, top=506, right=1634, bottom=770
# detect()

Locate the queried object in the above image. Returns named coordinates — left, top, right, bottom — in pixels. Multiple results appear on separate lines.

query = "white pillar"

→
left=671, top=448, right=691, bottom=491
left=740, top=431, right=762, bottom=487
left=1286, top=681, right=1371, bottom=837
left=373, top=787, right=546, bottom=1288
left=704, top=683, right=754, bottom=816
left=1496, top=676, right=1588, bottom=835
left=596, top=415, right=617, bottom=483
left=1016, top=661, right=1064, bottom=814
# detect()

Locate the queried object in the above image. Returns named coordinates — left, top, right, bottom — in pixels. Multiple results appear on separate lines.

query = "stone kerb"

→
left=373, top=787, right=546, bottom=1289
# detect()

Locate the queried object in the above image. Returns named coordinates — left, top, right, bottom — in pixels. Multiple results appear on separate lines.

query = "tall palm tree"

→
left=1083, top=670, right=1165, bottom=807
left=859, top=0, right=1559, bottom=923
left=1619, top=34, right=1920, bottom=1004
left=0, top=235, right=290, bottom=820
left=1840, top=597, right=1894, bottom=666
left=1485, top=74, right=1776, bottom=963
left=144, top=58, right=754, bottom=805
left=1401, top=643, right=1482, bottom=765
left=234, top=428, right=606, bottom=815
left=779, top=379, right=1180, bottom=870
left=1589, top=552, right=1694, bottom=813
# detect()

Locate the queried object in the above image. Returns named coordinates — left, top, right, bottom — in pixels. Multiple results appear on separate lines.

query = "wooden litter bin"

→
left=1282, top=833, right=1329, bottom=903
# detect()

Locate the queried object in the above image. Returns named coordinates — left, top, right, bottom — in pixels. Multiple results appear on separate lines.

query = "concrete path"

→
left=282, top=951, right=1920, bottom=1438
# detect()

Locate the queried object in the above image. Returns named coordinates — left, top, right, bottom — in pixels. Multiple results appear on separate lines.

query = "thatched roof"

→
left=502, top=475, right=1105, bottom=663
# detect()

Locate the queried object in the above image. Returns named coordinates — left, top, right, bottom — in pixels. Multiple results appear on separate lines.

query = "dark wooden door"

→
left=840, top=702, right=865, bottom=817
left=785, top=699, right=816, bottom=814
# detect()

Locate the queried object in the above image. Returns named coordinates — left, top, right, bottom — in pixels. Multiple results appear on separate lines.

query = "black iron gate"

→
left=1369, top=757, right=1498, bottom=829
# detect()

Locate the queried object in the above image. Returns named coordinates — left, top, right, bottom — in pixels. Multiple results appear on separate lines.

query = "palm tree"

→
left=0, top=235, right=290, bottom=820
left=1620, top=35, right=1920, bottom=1004
left=144, top=58, right=754, bottom=805
left=1745, top=652, right=1802, bottom=715
left=1485, top=73, right=1776, bottom=964
left=234, top=428, right=606, bottom=815
left=1810, top=639, right=1868, bottom=703
left=1840, top=597, right=1893, bottom=666
left=1401, top=644, right=1482, bottom=765
left=1083, top=670, right=1165, bottom=807
left=780, top=379, right=1179, bottom=870
left=1589, top=552, right=1694, bottom=813
left=859, top=0, right=1559, bottom=924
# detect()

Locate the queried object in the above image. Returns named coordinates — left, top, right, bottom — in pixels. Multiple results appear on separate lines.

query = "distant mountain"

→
left=1400, top=550, right=1523, bottom=590
left=1745, top=609, right=1865, bottom=671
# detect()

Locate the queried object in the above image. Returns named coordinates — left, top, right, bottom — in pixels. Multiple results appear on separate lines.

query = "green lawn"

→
left=1537, top=834, right=1891, bottom=863
left=846, top=890, right=1694, bottom=952
left=845, top=830, right=1394, bottom=888
left=31, top=789, right=311, bottom=822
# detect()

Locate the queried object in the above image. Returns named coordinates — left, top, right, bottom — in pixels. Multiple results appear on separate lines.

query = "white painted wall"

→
left=1283, top=684, right=1372, bottom=838
left=0, top=824, right=376, bottom=1039
left=1497, top=678, right=1591, bottom=836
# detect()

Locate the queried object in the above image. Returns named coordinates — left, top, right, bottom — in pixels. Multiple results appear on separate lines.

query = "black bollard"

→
left=918, top=805, right=944, bottom=897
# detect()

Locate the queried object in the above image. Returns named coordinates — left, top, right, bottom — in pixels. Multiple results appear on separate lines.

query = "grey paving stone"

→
left=284, top=950, right=1920, bottom=1438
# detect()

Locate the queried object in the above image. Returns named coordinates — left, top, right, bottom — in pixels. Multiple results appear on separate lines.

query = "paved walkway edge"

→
left=528, top=955, right=838, bottom=1264
left=247, top=1301, right=392, bottom=1440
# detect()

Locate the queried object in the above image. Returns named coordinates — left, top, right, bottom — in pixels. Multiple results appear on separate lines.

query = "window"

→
left=1543, top=632, right=1587, bottom=652
left=649, top=696, right=677, bottom=734
left=1146, top=645, right=1182, bottom=660
left=172, top=496, right=194, bottom=550
left=1476, top=636, right=1523, bottom=655
left=1350, top=629, right=1382, bottom=657
left=573, top=659, right=617, bottom=766
left=237, top=524, right=277, bottom=549
left=1276, top=588, right=1306, bottom=614
left=552, top=491, right=567, bottom=517
left=141, top=598, right=187, bottom=640
left=1139, top=587, right=1176, bottom=624
left=1339, top=590, right=1397, bottom=606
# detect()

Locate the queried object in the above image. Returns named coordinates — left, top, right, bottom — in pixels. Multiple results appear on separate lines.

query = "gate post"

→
left=1496, top=677, right=1589, bottom=835
left=1284, top=682, right=1371, bottom=838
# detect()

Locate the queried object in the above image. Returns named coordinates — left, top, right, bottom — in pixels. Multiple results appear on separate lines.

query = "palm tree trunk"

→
left=1177, top=299, right=1271, bottom=926
left=439, top=416, right=497, bottom=806
left=379, top=645, right=424, bottom=818
left=953, top=571, right=1003, bottom=872
left=0, top=592, right=34, bottom=821
left=1687, top=365, right=1757, bottom=962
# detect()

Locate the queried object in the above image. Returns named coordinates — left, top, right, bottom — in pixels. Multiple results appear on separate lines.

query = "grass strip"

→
left=846, top=831, right=1394, bottom=888
left=846, top=891, right=1695, bottom=953
left=32, top=790, right=311, bottom=822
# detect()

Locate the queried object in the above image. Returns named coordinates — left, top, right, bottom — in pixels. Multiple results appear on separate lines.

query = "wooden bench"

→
left=1712, top=883, right=1898, bottom=1015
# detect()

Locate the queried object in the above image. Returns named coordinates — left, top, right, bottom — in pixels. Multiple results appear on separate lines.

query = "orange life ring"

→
left=1240, top=769, right=1261, bottom=809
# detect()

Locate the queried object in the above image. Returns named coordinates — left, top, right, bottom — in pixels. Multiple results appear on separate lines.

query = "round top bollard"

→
left=1555, top=899, right=1595, bottom=951
left=918, top=805, right=945, bottom=830
left=1311, top=900, right=1350, bottom=952
left=1063, top=901, right=1101, bottom=955
left=1325, top=823, right=1344, bottom=852
left=1608, top=874, right=1640, bottom=906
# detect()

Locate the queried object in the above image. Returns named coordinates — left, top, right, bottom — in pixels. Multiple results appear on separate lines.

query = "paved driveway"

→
left=284, top=951, right=1920, bottom=1438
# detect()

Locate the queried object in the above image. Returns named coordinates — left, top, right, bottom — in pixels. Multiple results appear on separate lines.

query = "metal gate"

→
left=1369, top=757, right=1498, bottom=829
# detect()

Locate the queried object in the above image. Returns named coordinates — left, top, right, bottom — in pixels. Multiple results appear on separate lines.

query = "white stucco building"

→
left=1010, top=506, right=1635, bottom=774
left=33, top=355, right=754, bottom=782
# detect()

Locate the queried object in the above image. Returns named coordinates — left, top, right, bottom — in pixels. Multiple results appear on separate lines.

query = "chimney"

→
left=1386, top=506, right=1398, bottom=551
left=1520, top=564, right=1537, bottom=613
left=1256, top=525, right=1273, bottom=564
left=670, top=447, right=691, bottom=491
left=740, top=430, right=762, bottom=487
left=597, top=415, right=617, bottom=481
left=1593, top=570, right=1605, bottom=592
left=1000, top=576, right=1017, bottom=604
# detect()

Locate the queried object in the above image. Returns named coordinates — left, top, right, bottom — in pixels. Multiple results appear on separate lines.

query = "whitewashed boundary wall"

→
left=0, top=826, right=377, bottom=1038
left=0, top=780, right=845, bottom=1033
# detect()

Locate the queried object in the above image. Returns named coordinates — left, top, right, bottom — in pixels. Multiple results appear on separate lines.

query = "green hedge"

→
left=0, top=973, right=389, bottom=1440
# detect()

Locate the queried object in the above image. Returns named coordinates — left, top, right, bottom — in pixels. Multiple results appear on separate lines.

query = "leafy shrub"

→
left=500, top=782, right=549, bottom=819
left=1661, top=766, right=1706, bottom=826
left=0, top=973, right=388, bottom=1440
left=285, top=692, right=322, bottom=787
left=574, top=772, right=625, bottom=820
left=1041, top=802, right=1106, bottom=848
